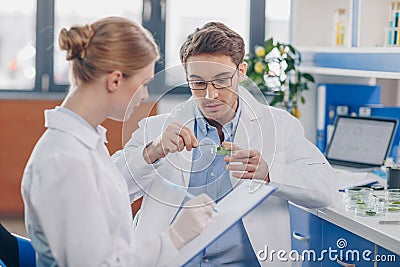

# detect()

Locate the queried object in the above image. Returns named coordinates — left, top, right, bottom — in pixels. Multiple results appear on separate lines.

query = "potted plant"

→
left=243, top=38, right=315, bottom=118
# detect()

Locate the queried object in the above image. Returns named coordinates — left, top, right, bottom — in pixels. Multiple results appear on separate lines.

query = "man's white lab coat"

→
left=114, top=87, right=338, bottom=266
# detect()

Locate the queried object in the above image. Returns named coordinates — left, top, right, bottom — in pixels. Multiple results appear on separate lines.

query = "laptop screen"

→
left=326, top=116, right=397, bottom=166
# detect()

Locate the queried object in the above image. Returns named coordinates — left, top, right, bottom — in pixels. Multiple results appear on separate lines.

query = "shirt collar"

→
left=45, top=107, right=108, bottom=149
left=194, top=97, right=242, bottom=136
left=56, top=106, right=96, bottom=132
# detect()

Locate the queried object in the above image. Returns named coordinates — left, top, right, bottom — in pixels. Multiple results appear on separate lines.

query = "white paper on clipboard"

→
left=166, top=180, right=278, bottom=266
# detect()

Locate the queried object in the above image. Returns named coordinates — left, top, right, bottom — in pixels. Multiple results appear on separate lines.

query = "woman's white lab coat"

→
left=21, top=109, right=178, bottom=267
left=113, top=87, right=338, bottom=267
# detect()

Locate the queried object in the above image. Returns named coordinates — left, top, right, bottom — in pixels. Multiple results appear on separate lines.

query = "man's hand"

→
left=143, top=122, right=198, bottom=164
left=223, top=142, right=270, bottom=182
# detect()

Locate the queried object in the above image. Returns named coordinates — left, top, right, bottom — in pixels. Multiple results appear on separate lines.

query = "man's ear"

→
left=238, top=62, right=247, bottom=82
left=106, top=71, right=124, bottom=93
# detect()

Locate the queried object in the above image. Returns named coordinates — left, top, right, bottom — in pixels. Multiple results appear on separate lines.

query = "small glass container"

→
left=197, top=141, right=219, bottom=156
left=355, top=201, right=378, bottom=217
left=386, top=188, right=400, bottom=199
left=373, top=196, right=388, bottom=217
left=344, top=187, right=373, bottom=210
left=198, top=140, right=235, bottom=156
left=384, top=189, right=400, bottom=213
left=344, top=187, right=363, bottom=200
left=215, top=146, right=234, bottom=156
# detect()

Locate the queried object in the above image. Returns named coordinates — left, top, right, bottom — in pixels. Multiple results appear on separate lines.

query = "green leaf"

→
left=289, top=82, right=296, bottom=91
left=297, top=82, right=305, bottom=90
left=289, top=85, right=297, bottom=99
left=296, top=71, right=301, bottom=81
left=260, top=84, right=269, bottom=91
left=269, top=93, right=284, bottom=106
left=264, top=64, right=269, bottom=73
left=264, top=38, right=274, bottom=46
left=249, top=72, right=264, bottom=85
left=246, top=61, right=254, bottom=75
left=301, top=73, right=315, bottom=82
left=287, top=44, right=296, bottom=54
left=289, top=92, right=296, bottom=100
left=264, top=38, right=275, bottom=54
left=300, top=96, right=306, bottom=104
left=286, top=61, right=295, bottom=72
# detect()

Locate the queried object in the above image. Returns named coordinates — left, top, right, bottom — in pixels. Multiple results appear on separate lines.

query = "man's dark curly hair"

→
left=179, top=22, right=245, bottom=68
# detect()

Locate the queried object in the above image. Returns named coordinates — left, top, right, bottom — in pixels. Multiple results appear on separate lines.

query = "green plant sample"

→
left=387, top=206, right=400, bottom=212
left=365, top=210, right=376, bottom=216
left=216, top=146, right=233, bottom=156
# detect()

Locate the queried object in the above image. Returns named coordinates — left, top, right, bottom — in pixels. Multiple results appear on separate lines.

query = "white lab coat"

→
left=21, top=109, right=178, bottom=267
left=113, top=87, right=338, bottom=266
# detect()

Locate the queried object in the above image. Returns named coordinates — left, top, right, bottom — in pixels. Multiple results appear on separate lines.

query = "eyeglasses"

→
left=187, top=67, right=239, bottom=90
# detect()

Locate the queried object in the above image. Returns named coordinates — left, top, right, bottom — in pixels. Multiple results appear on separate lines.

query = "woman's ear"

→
left=238, top=62, right=247, bottom=82
left=106, top=71, right=124, bottom=93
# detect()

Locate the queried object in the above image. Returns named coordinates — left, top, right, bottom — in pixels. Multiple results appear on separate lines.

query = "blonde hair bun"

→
left=58, top=17, right=159, bottom=86
left=59, top=25, right=94, bottom=60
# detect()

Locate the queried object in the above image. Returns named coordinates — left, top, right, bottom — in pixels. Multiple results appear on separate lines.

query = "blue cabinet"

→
left=321, top=221, right=375, bottom=266
left=289, top=204, right=323, bottom=266
left=289, top=204, right=400, bottom=266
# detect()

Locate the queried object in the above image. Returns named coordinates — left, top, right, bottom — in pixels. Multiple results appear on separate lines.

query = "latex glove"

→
left=169, top=193, right=215, bottom=249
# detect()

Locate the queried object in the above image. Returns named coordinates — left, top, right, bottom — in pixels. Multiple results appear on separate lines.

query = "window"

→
left=0, top=0, right=36, bottom=90
left=164, top=0, right=250, bottom=86
left=265, top=0, right=291, bottom=43
left=53, top=0, right=142, bottom=84
left=1, top=0, right=264, bottom=94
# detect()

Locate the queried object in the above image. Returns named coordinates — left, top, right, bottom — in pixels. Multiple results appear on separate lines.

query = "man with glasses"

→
left=114, top=22, right=337, bottom=266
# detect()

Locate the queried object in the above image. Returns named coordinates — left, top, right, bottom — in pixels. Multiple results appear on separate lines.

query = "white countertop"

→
left=317, top=198, right=400, bottom=255
left=295, top=176, right=400, bottom=255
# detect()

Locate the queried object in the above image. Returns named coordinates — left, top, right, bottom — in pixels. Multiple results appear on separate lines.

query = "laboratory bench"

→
left=290, top=181, right=400, bottom=266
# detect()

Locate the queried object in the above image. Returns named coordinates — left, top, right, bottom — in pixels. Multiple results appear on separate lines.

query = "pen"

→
left=161, top=178, right=218, bottom=213
left=198, top=143, right=218, bottom=147
left=378, top=220, right=400, bottom=225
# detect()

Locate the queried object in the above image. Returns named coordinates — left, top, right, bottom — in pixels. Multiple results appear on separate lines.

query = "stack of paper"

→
left=335, top=169, right=379, bottom=190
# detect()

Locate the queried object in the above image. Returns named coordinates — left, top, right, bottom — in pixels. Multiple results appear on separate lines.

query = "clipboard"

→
left=166, top=180, right=278, bottom=266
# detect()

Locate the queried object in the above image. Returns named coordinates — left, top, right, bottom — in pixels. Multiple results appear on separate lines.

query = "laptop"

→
left=325, top=115, right=398, bottom=171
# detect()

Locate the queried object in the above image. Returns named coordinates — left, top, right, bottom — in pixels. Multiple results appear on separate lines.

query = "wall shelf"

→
left=299, top=46, right=400, bottom=53
left=292, top=0, right=400, bottom=79
left=299, top=48, right=400, bottom=78
left=300, top=66, right=400, bottom=79
left=292, top=0, right=353, bottom=47
left=292, top=0, right=394, bottom=49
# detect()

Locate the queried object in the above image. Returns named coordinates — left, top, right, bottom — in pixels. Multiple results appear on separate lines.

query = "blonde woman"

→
left=21, top=17, right=214, bottom=267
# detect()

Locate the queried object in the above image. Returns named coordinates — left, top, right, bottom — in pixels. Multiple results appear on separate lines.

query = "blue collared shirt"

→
left=183, top=99, right=260, bottom=267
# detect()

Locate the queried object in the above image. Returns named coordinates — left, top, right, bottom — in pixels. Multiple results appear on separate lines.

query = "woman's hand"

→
left=169, top=193, right=215, bottom=249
